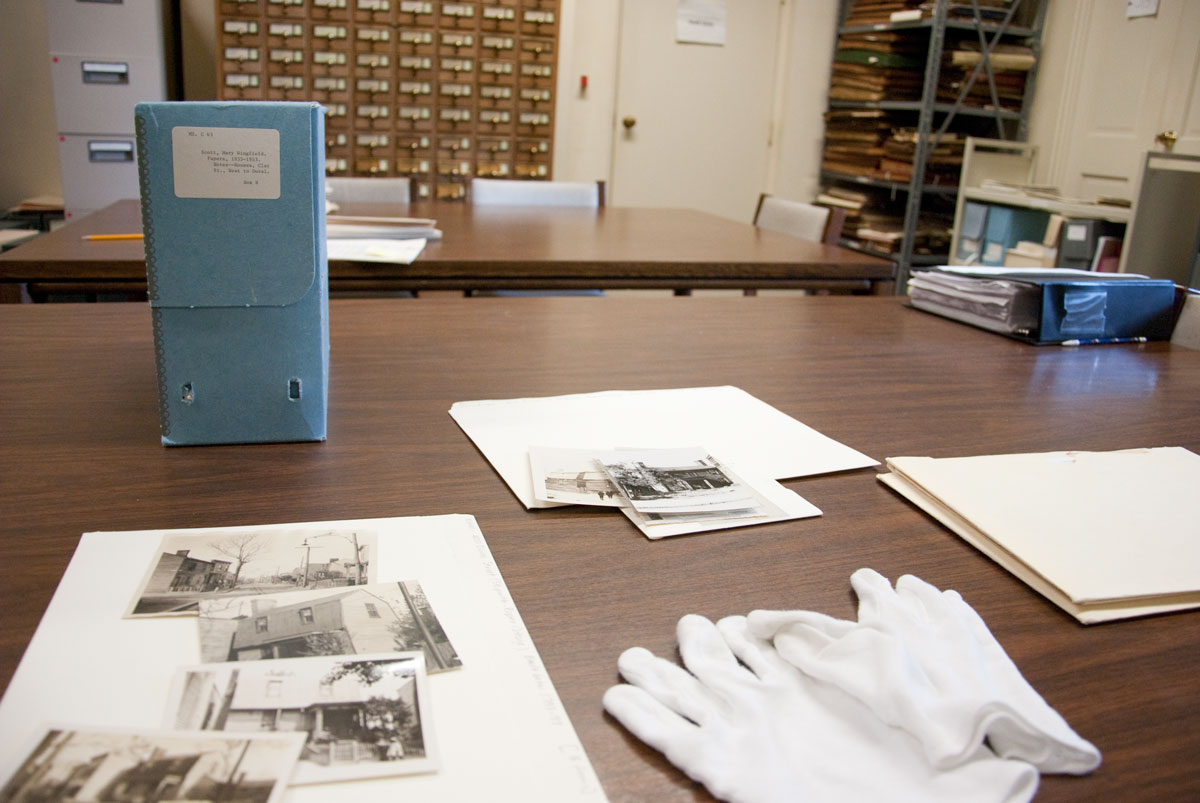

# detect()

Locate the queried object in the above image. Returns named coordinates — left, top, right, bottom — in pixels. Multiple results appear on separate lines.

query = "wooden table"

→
left=0, top=198, right=895, bottom=302
left=2, top=297, right=1197, bottom=801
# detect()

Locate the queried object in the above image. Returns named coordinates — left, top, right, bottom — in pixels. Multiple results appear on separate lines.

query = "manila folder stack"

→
left=878, top=447, right=1200, bottom=624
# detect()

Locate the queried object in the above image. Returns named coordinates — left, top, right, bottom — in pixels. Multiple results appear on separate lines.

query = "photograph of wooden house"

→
left=167, top=654, right=437, bottom=784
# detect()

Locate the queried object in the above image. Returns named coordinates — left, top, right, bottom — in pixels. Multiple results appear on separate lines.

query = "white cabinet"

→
left=950, top=137, right=1130, bottom=268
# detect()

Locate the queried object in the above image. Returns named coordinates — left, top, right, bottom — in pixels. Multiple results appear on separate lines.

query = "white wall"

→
left=0, top=0, right=62, bottom=211
left=1023, top=0, right=1081, bottom=189
left=768, top=1, right=839, bottom=202
left=549, top=0, right=837, bottom=205
left=551, top=0, right=621, bottom=187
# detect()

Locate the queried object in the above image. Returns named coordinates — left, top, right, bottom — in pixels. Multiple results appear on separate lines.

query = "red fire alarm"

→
left=580, top=75, right=588, bottom=91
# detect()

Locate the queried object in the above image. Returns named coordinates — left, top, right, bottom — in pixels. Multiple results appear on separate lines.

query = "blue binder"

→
left=910, top=267, right=1178, bottom=345
left=135, top=101, right=328, bottom=445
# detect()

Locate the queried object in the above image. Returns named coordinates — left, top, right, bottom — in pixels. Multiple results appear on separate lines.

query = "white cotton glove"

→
left=747, top=569, right=1101, bottom=775
left=603, top=614, right=1038, bottom=803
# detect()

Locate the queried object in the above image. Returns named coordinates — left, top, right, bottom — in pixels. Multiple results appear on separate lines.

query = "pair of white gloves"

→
left=603, top=569, right=1100, bottom=803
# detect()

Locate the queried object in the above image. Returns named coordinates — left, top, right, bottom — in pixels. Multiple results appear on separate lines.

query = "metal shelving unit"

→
left=823, top=0, right=1047, bottom=291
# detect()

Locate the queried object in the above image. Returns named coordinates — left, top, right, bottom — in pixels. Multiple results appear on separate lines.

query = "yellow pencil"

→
left=82, top=233, right=143, bottom=241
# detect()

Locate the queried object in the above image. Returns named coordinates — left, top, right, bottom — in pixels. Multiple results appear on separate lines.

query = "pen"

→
left=1060, top=336, right=1148, bottom=346
left=82, top=233, right=143, bottom=241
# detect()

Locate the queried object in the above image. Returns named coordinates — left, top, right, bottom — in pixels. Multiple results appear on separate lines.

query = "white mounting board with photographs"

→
left=0, top=515, right=607, bottom=802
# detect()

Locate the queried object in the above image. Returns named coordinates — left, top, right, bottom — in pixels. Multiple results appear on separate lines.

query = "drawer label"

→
left=171, top=127, right=280, bottom=200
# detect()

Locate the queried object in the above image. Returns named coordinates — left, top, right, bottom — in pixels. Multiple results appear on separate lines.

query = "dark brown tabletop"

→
left=1, top=297, right=1197, bottom=801
left=0, top=199, right=895, bottom=301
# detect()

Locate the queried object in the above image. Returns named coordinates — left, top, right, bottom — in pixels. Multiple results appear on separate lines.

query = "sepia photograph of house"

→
left=126, top=527, right=378, bottom=617
left=167, top=654, right=436, bottom=784
left=528, top=446, right=626, bottom=507
left=0, top=727, right=304, bottom=803
left=197, top=581, right=461, bottom=673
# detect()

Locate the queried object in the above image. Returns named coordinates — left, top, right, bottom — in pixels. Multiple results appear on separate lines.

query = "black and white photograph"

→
left=165, top=653, right=438, bottom=785
left=529, top=445, right=625, bottom=506
left=196, top=581, right=462, bottom=673
left=125, top=526, right=378, bottom=617
left=597, top=447, right=776, bottom=515
left=0, top=726, right=305, bottom=803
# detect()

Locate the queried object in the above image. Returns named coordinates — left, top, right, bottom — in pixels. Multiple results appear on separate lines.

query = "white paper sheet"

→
left=449, top=386, right=878, bottom=509
left=676, top=0, right=726, bottom=45
left=326, top=238, right=429, bottom=263
left=879, top=448, right=1200, bottom=623
left=0, top=515, right=607, bottom=802
left=622, top=473, right=822, bottom=540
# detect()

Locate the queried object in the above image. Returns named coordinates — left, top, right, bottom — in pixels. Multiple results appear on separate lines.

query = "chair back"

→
left=325, top=177, right=412, bottom=205
left=753, top=194, right=844, bottom=244
left=470, top=178, right=605, bottom=207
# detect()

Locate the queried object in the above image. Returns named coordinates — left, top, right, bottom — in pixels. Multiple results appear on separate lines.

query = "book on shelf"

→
left=842, top=0, right=924, bottom=27
left=856, top=227, right=905, bottom=252
left=949, top=43, right=1037, bottom=71
left=946, top=1, right=1019, bottom=24
left=1090, top=236, right=1123, bottom=273
left=816, top=193, right=867, bottom=212
left=837, top=31, right=925, bottom=55
left=835, top=48, right=924, bottom=70
left=938, top=69, right=1027, bottom=111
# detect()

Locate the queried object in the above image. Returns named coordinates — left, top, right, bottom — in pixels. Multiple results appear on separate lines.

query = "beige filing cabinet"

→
left=45, top=0, right=172, bottom=221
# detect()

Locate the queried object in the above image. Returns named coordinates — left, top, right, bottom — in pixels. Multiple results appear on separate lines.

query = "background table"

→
left=0, top=199, right=895, bottom=301
left=1, top=297, right=1197, bottom=801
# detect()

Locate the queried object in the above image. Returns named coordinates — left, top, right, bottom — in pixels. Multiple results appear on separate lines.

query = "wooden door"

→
left=609, top=0, right=782, bottom=221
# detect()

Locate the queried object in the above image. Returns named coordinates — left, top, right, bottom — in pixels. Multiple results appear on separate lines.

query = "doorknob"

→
left=1156, top=130, right=1179, bottom=151
left=622, top=116, right=637, bottom=129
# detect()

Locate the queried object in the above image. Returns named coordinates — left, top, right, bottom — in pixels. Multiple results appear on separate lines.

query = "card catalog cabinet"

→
left=215, top=0, right=560, bottom=200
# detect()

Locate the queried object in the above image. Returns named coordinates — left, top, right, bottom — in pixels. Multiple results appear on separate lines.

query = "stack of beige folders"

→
left=878, top=447, right=1200, bottom=624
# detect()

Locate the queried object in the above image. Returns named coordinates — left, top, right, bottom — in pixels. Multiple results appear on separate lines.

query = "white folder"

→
left=878, top=447, right=1200, bottom=624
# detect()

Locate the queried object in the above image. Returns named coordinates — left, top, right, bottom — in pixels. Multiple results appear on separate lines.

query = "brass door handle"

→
left=622, top=116, right=637, bottom=129
left=1156, top=130, right=1179, bottom=151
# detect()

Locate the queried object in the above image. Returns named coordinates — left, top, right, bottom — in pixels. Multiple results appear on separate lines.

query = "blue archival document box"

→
left=135, top=101, right=328, bottom=445
left=981, top=205, right=1050, bottom=266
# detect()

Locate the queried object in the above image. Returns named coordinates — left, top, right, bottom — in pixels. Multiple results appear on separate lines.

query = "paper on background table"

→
left=326, top=238, right=429, bottom=264
left=879, top=448, right=1200, bottom=624
left=327, top=224, right=441, bottom=240
left=0, top=515, right=607, bottom=802
left=449, top=386, right=878, bottom=509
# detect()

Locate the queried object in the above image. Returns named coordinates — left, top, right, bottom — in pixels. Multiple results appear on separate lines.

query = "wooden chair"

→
left=324, top=178, right=415, bottom=297
left=746, top=193, right=856, bottom=295
left=467, top=179, right=606, bottom=296
left=325, top=177, right=412, bottom=207
left=469, top=178, right=605, bottom=207
left=753, top=193, right=846, bottom=245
